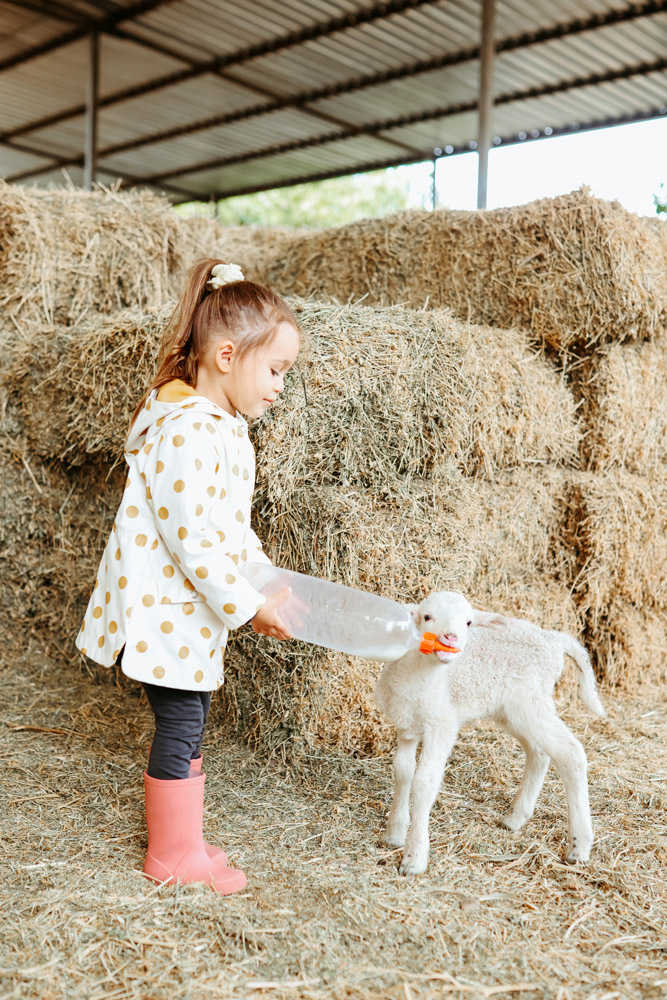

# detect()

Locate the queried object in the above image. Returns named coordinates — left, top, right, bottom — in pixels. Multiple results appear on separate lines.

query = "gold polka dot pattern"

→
left=179, top=646, right=189, bottom=659
left=173, top=480, right=185, bottom=492
left=194, top=670, right=204, bottom=683
left=223, top=603, right=237, bottom=615
left=178, top=526, right=187, bottom=540
left=153, top=666, right=165, bottom=679
left=127, top=506, right=138, bottom=518
left=142, top=595, right=155, bottom=607
left=173, top=435, right=185, bottom=447
left=160, top=622, right=173, bottom=634
left=158, top=507, right=169, bottom=520
left=200, top=627, right=211, bottom=639
left=137, top=641, right=148, bottom=653
left=136, top=534, right=147, bottom=547
left=196, top=567, right=208, bottom=579
left=163, top=565, right=174, bottom=578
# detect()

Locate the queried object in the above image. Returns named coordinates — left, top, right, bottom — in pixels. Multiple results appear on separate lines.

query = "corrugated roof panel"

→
left=1, top=0, right=666, bottom=197
left=185, top=131, right=402, bottom=192
left=0, top=3, right=64, bottom=62
left=100, top=106, right=347, bottom=178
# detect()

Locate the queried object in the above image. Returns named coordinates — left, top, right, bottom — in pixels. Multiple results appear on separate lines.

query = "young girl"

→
left=77, top=258, right=300, bottom=895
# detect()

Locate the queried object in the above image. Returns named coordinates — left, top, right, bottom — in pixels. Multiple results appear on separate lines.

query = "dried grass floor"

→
left=1, top=646, right=665, bottom=1000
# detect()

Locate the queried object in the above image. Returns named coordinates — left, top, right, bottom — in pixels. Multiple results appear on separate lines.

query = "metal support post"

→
left=476, top=0, right=496, bottom=209
left=84, top=31, right=99, bottom=190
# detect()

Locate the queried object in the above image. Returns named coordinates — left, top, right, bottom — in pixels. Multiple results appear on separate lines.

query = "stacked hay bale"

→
left=224, top=188, right=667, bottom=693
left=2, top=182, right=664, bottom=759
left=232, top=187, right=667, bottom=356
left=3, top=290, right=581, bottom=755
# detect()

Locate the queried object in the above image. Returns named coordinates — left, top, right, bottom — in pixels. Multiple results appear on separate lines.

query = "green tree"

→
left=654, top=183, right=666, bottom=215
left=177, top=168, right=413, bottom=228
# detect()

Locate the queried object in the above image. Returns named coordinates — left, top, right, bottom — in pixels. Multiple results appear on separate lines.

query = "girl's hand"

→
left=251, top=587, right=292, bottom=640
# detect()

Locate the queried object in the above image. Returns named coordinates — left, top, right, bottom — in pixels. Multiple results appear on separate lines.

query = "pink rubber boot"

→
left=189, top=756, right=227, bottom=864
left=143, top=771, right=246, bottom=894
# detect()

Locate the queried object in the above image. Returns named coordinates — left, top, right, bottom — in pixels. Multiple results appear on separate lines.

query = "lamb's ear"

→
left=405, top=603, right=421, bottom=626
left=471, top=609, right=510, bottom=630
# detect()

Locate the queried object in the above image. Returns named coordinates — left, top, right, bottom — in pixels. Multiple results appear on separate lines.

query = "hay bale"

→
left=592, top=599, right=667, bottom=690
left=4, top=308, right=168, bottom=464
left=561, top=469, right=667, bottom=686
left=579, top=334, right=667, bottom=474
left=565, top=471, right=667, bottom=624
left=0, top=182, right=189, bottom=331
left=0, top=419, right=124, bottom=661
left=240, top=189, right=667, bottom=355
left=225, top=465, right=580, bottom=756
left=5, top=301, right=580, bottom=477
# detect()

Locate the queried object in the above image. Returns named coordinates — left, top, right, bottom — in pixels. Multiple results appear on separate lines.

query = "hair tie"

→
left=207, top=262, right=244, bottom=289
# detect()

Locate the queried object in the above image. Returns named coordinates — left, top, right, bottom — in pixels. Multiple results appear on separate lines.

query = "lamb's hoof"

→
left=566, top=842, right=591, bottom=864
left=500, top=811, right=527, bottom=832
left=398, top=850, right=428, bottom=876
left=383, top=827, right=407, bottom=848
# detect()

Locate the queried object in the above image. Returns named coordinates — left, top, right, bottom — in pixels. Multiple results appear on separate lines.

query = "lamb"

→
left=373, top=591, right=605, bottom=876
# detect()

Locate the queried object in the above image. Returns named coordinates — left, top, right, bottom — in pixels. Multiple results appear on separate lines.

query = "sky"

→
left=396, top=117, right=667, bottom=218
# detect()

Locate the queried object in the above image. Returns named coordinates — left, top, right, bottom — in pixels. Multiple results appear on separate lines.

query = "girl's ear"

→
left=405, top=603, right=421, bottom=626
left=471, top=609, right=510, bottom=630
left=214, top=341, right=235, bottom=373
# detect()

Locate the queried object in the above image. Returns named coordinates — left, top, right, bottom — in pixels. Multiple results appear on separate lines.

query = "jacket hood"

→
left=126, top=379, right=244, bottom=454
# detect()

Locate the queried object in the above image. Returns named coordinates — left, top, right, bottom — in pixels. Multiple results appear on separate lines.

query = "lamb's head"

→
left=409, top=591, right=509, bottom=664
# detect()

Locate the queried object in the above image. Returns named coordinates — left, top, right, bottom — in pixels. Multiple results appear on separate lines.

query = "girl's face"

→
left=203, top=321, right=300, bottom=419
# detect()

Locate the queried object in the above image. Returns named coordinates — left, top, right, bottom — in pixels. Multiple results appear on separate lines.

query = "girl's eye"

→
left=424, top=614, right=432, bottom=622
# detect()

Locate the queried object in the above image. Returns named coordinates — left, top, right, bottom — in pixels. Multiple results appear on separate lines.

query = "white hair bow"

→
left=207, top=262, right=244, bottom=288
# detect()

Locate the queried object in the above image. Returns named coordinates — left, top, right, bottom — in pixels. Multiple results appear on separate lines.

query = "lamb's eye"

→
left=424, top=614, right=432, bottom=622
left=466, top=620, right=472, bottom=627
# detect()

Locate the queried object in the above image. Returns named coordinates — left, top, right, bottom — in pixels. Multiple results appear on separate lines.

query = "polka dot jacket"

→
left=76, top=379, right=270, bottom=690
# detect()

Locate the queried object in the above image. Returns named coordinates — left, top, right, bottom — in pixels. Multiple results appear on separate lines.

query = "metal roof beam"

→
left=3, top=0, right=665, bottom=143
left=0, top=0, right=177, bottom=74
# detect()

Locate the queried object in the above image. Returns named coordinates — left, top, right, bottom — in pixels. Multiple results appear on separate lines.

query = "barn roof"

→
left=2, top=0, right=666, bottom=203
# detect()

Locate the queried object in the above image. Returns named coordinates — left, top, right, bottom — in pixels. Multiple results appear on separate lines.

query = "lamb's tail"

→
left=559, top=633, right=606, bottom=717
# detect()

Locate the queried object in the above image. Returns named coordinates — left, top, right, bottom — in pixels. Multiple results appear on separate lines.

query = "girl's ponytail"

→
left=130, top=258, right=298, bottom=428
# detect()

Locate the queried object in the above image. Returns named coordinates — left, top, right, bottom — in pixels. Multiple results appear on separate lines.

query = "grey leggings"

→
left=143, top=682, right=211, bottom=780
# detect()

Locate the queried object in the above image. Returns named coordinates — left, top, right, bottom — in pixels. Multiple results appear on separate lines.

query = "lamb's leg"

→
left=497, top=724, right=550, bottom=831
left=384, top=734, right=418, bottom=847
left=510, top=706, right=593, bottom=862
left=400, top=723, right=457, bottom=876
